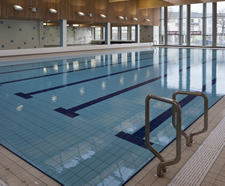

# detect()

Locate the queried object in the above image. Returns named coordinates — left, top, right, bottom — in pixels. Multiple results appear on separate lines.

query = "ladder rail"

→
left=145, top=94, right=182, bottom=177
left=172, top=91, right=208, bottom=143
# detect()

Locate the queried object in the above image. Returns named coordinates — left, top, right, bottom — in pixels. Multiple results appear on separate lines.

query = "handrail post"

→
left=145, top=94, right=181, bottom=177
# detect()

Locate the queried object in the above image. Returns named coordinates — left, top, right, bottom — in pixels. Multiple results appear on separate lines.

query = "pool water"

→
left=0, top=48, right=225, bottom=185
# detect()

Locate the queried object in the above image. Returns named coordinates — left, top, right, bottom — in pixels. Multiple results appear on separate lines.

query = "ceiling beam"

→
left=168, top=0, right=203, bottom=5
left=109, top=0, right=130, bottom=2
left=139, top=0, right=174, bottom=9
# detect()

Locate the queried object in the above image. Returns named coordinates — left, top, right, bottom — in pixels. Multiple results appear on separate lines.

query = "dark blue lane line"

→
left=2, top=53, right=162, bottom=85
left=54, top=56, right=214, bottom=118
left=15, top=59, right=168, bottom=99
left=116, top=77, right=217, bottom=149
left=54, top=75, right=165, bottom=118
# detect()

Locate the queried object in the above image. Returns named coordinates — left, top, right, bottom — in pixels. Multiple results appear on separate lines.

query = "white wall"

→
left=140, top=25, right=153, bottom=42
left=43, top=26, right=92, bottom=46
left=0, top=19, right=43, bottom=50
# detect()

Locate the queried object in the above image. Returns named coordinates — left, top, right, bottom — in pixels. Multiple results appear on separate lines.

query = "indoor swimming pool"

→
left=0, top=48, right=225, bottom=185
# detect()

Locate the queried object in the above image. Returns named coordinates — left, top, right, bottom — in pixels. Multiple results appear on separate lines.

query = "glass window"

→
left=191, top=4, right=203, bottom=46
left=181, top=5, right=187, bottom=45
left=103, top=27, right=105, bottom=40
left=217, top=1, right=225, bottom=46
left=206, top=3, right=212, bottom=46
left=159, top=7, right=164, bottom=44
left=95, top=27, right=101, bottom=40
left=112, top=27, right=118, bottom=40
left=131, top=26, right=135, bottom=40
left=121, top=27, right=128, bottom=40
left=167, top=5, right=179, bottom=45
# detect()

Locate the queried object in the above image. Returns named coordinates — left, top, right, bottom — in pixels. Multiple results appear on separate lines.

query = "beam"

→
left=169, top=0, right=203, bottom=5
left=139, top=0, right=174, bottom=9
left=109, top=0, right=130, bottom=2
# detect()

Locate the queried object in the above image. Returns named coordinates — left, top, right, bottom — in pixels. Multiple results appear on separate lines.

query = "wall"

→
left=0, top=19, right=43, bottom=50
left=0, top=0, right=159, bottom=26
left=140, top=25, right=153, bottom=42
left=43, top=26, right=92, bottom=46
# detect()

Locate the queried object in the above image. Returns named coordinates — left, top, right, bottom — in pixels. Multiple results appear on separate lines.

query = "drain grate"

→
left=168, top=117, right=225, bottom=186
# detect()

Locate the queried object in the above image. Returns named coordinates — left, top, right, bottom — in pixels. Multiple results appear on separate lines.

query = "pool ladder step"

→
left=145, top=90, right=208, bottom=177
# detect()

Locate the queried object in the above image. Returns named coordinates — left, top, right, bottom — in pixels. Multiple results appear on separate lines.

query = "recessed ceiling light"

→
left=100, top=14, right=106, bottom=18
left=49, top=8, right=57, bottom=14
left=133, top=18, right=138, bottom=21
left=146, top=19, right=150, bottom=22
left=78, top=12, right=85, bottom=16
left=118, top=16, right=124, bottom=20
left=73, top=24, right=79, bottom=27
left=14, top=5, right=23, bottom=11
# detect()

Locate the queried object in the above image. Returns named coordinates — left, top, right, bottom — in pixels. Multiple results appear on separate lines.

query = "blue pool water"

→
left=0, top=48, right=225, bottom=185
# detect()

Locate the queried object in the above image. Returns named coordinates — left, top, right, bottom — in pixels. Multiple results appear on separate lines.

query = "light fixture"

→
left=146, top=19, right=150, bottom=22
left=49, top=8, right=57, bottom=14
left=118, top=16, right=124, bottom=20
left=14, top=5, right=23, bottom=11
left=73, top=24, right=79, bottom=27
left=67, top=24, right=69, bottom=27
left=43, top=23, right=47, bottom=26
left=91, top=26, right=95, bottom=27
left=124, top=17, right=128, bottom=20
left=133, top=17, right=138, bottom=21
left=100, top=14, right=106, bottom=18
left=78, top=12, right=85, bottom=16
left=30, top=7, right=39, bottom=13
left=88, top=13, right=93, bottom=17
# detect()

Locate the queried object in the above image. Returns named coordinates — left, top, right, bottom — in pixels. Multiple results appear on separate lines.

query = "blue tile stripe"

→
left=15, top=59, right=168, bottom=99
left=116, top=77, right=217, bottom=149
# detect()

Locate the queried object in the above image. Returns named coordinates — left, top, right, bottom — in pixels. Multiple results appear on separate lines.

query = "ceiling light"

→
left=49, top=8, right=57, bottom=13
left=73, top=24, right=79, bottom=27
left=146, top=19, right=150, bottom=22
left=78, top=12, right=85, bottom=16
left=91, top=26, right=95, bottom=27
left=133, top=18, right=138, bottom=21
left=118, top=16, right=124, bottom=20
left=14, top=5, right=23, bottom=11
left=67, top=24, right=69, bottom=27
left=43, top=23, right=47, bottom=26
left=100, top=14, right=106, bottom=18
left=88, top=13, right=93, bottom=17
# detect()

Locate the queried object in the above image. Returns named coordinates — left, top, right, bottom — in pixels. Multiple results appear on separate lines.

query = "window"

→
left=191, top=3, right=203, bottom=45
left=121, top=27, right=128, bottom=40
left=95, top=27, right=101, bottom=40
left=112, top=27, right=118, bottom=40
left=191, top=19, right=194, bottom=23
left=217, top=1, right=225, bottom=46
left=131, top=26, right=135, bottom=40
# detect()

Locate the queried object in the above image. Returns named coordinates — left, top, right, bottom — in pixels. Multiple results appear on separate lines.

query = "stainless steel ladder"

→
left=145, top=91, right=208, bottom=177
left=145, top=94, right=182, bottom=177
left=172, top=91, right=208, bottom=145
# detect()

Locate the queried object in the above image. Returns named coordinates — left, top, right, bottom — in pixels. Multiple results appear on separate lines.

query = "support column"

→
left=203, top=3, right=207, bottom=46
left=212, top=2, right=217, bottom=47
left=179, top=5, right=183, bottom=46
left=135, top=24, right=140, bottom=43
left=187, top=5, right=191, bottom=46
left=105, top=22, right=111, bottom=45
left=60, top=20, right=67, bottom=47
left=164, top=7, right=168, bottom=45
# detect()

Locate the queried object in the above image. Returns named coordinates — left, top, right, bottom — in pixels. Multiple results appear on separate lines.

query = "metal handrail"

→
left=172, top=91, right=208, bottom=144
left=145, top=94, right=182, bottom=177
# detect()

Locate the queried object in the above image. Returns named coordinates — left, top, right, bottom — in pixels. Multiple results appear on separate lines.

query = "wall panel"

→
left=0, top=0, right=159, bottom=26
